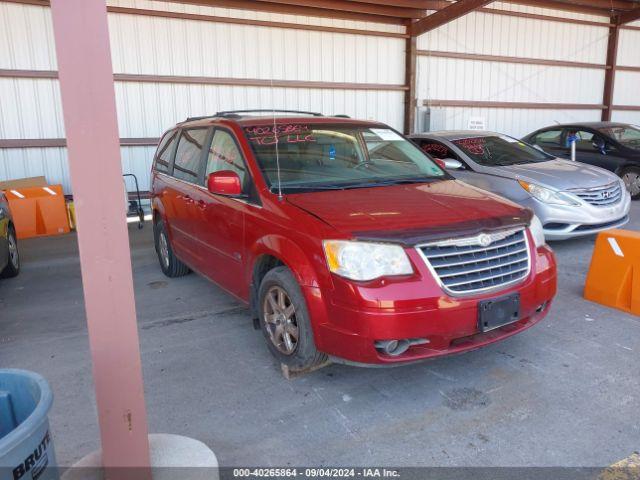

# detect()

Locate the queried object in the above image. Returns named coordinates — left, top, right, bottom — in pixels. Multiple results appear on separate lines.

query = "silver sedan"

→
left=410, top=131, right=631, bottom=241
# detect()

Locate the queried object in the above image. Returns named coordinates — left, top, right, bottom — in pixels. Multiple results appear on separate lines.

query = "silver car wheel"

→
left=263, top=286, right=299, bottom=355
left=7, top=231, right=18, bottom=268
left=622, top=171, right=640, bottom=197
left=158, top=231, right=170, bottom=269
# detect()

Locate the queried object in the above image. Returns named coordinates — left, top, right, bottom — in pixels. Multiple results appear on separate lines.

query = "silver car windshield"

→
left=452, top=135, right=552, bottom=167
left=597, top=125, right=640, bottom=150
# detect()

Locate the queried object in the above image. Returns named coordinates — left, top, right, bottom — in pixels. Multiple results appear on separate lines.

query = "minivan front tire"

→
left=258, top=266, right=328, bottom=371
left=154, top=220, right=190, bottom=278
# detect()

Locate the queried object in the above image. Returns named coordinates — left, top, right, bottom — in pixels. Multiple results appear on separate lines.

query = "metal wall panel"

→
left=613, top=71, right=640, bottom=106
left=617, top=28, right=640, bottom=68
left=417, top=8, right=610, bottom=64
left=114, top=82, right=404, bottom=138
left=0, top=146, right=155, bottom=195
left=0, top=2, right=57, bottom=70
left=417, top=57, right=606, bottom=104
left=423, top=106, right=603, bottom=138
left=611, top=110, right=640, bottom=125
left=415, top=3, right=613, bottom=138
left=0, top=1, right=406, bottom=193
left=108, top=0, right=405, bottom=34
left=0, top=147, right=70, bottom=191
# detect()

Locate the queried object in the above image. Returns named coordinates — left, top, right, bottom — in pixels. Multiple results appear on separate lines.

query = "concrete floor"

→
left=1, top=207, right=639, bottom=468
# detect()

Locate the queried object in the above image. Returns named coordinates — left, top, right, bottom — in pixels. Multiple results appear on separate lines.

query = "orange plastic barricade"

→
left=4, top=184, right=71, bottom=239
left=584, top=229, right=640, bottom=315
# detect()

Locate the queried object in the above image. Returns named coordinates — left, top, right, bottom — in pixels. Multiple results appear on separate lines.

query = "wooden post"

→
left=49, top=0, right=151, bottom=476
left=602, top=14, right=620, bottom=121
left=404, top=32, right=417, bottom=134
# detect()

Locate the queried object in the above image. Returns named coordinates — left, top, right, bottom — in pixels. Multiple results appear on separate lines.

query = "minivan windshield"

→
left=597, top=125, right=640, bottom=150
left=452, top=135, right=553, bottom=166
left=244, top=123, right=446, bottom=193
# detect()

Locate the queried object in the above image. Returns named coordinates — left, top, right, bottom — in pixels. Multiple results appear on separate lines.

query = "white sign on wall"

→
left=468, top=116, right=486, bottom=130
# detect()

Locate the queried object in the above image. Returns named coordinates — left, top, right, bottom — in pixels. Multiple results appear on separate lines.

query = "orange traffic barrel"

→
left=584, top=229, right=640, bottom=315
left=4, top=185, right=71, bottom=239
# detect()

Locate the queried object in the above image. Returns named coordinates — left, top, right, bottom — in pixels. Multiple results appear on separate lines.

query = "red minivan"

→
left=151, top=111, right=557, bottom=369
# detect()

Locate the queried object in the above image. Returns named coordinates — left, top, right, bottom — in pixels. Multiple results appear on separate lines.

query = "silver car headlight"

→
left=518, top=180, right=579, bottom=206
left=323, top=240, right=413, bottom=281
left=529, top=214, right=546, bottom=248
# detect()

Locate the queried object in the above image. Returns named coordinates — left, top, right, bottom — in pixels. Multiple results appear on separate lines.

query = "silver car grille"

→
left=570, top=182, right=622, bottom=206
left=417, top=228, right=530, bottom=295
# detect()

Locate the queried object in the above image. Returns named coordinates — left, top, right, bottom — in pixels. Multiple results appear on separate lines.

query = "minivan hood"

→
left=286, top=180, right=531, bottom=245
left=488, top=159, right=619, bottom=190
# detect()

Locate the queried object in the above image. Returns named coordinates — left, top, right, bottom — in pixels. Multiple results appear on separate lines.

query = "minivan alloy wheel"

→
left=263, top=286, right=299, bottom=355
left=622, top=171, right=640, bottom=197
left=158, top=231, right=170, bottom=269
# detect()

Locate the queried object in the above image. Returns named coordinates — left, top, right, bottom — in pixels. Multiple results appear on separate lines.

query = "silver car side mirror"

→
left=442, top=158, right=464, bottom=170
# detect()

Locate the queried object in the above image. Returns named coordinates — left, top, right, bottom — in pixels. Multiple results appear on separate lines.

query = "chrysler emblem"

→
left=478, top=233, right=492, bottom=247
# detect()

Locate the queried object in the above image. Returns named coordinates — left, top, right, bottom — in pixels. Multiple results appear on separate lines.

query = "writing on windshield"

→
left=244, top=125, right=445, bottom=192
left=244, top=124, right=316, bottom=146
left=453, top=136, right=551, bottom=166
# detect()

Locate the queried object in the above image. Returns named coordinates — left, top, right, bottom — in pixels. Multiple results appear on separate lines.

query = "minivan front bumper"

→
left=306, top=240, right=557, bottom=365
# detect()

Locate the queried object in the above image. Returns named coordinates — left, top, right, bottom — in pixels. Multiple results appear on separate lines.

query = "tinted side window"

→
left=173, top=129, right=209, bottom=183
left=154, top=130, right=178, bottom=173
left=566, top=129, right=605, bottom=151
left=205, top=130, right=247, bottom=187
left=533, top=129, right=563, bottom=147
left=419, top=140, right=456, bottom=159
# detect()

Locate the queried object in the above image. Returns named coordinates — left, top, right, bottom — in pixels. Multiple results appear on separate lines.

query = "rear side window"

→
left=205, top=130, right=247, bottom=187
left=154, top=130, right=178, bottom=173
left=419, top=140, right=456, bottom=159
left=173, top=128, right=209, bottom=183
left=533, top=129, right=563, bottom=147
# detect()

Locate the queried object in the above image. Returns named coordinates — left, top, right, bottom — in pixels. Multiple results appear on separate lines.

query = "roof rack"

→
left=215, top=109, right=324, bottom=117
left=183, top=109, right=325, bottom=123
left=333, top=114, right=351, bottom=118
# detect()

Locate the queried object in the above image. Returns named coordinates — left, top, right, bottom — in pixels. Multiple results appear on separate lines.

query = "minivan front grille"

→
left=417, top=229, right=530, bottom=295
left=570, top=182, right=622, bottom=206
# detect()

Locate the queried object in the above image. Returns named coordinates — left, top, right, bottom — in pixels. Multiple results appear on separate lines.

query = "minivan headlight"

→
left=518, top=180, right=578, bottom=206
left=529, top=214, right=546, bottom=247
left=323, top=240, right=413, bottom=281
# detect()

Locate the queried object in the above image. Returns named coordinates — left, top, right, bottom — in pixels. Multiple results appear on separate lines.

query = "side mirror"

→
left=442, top=158, right=464, bottom=170
left=207, top=170, right=242, bottom=196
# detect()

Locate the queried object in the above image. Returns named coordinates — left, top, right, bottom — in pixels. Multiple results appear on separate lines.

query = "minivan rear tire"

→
left=154, top=220, right=190, bottom=278
left=258, top=266, right=328, bottom=371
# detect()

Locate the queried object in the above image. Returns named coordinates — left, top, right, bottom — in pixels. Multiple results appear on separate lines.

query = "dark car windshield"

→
left=452, top=135, right=553, bottom=166
left=244, top=123, right=446, bottom=192
left=597, top=125, right=640, bottom=150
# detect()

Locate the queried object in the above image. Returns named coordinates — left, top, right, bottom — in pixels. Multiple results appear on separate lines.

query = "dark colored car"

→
left=523, top=122, right=640, bottom=199
left=150, top=110, right=557, bottom=369
left=0, top=192, right=20, bottom=278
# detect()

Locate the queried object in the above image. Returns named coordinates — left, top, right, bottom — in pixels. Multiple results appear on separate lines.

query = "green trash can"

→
left=0, top=369, right=57, bottom=480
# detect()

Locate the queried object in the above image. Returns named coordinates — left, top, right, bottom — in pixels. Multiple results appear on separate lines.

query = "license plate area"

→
left=478, top=293, right=520, bottom=332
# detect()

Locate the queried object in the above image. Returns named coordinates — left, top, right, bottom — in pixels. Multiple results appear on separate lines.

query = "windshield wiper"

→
left=271, top=184, right=350, bottom=193
left=331, top=177, right=439, bottom=189
left=271, top=176, right=442, bottom=193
